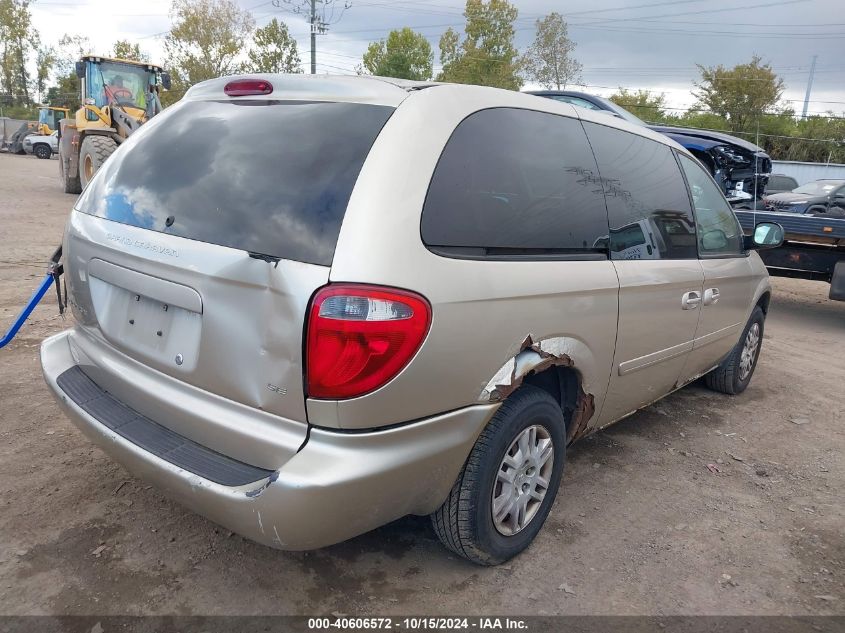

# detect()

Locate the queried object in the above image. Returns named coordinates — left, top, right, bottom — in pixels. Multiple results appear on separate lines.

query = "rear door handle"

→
left=704, top=287, right=720, bottom=305
left=681, top=291, right=701, bottom=310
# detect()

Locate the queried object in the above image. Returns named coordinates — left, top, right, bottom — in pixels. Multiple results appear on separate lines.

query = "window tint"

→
left=421, top=108, right=609, bottom=257
left=583, top=122, right=697, bottom=260
left=76, top=99, right=393, bottom=266
left=677, top=153, right=744, bottom=257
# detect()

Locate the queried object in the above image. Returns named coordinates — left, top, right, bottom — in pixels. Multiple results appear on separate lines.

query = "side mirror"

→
left=744, top=222, right=784, bottom=251
left=160, top=72, right=172, bottom=90
left=75, top=61, right=86, bottom=78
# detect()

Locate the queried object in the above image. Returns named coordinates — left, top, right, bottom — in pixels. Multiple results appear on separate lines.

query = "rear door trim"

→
left=618, top=339, right=694, bottom=376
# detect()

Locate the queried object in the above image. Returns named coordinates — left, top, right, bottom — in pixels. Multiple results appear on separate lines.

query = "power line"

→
left=641, top=122, right=845, bottom=145
left=571, top=0, right=810, bottom=27
left=613, top=101, right=845, bottom=118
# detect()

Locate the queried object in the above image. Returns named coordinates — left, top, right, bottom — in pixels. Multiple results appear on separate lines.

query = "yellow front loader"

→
left=58, top=55, right=171, bottom=194
left=37, top=106, right=70, bottom=135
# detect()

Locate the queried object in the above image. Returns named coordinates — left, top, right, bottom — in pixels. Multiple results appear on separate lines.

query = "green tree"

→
left=112, top=39, right=148, bottom=62
left=437, top=0, right=520, bottom=90
left=247, top=18, right=301, bottom=74
left=361, top=27, right=432, bottom=80
left=164, top=0, right=255, bottom=102
left=34, top=45, right=56, bottom=103
left=0, top=0, right=39, bottom=106
left=608, top=88, right=667, bottom=123
left=520, top=12, right=581, bottom=90
left=789, top=115, right=845, bottom=162
left=694, top=55, right=785, bottom=132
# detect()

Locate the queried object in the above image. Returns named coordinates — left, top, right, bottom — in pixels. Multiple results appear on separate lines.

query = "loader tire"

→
left=79, top=136, right=117, bottom=189
left=60, top=154, right=82, bottom=195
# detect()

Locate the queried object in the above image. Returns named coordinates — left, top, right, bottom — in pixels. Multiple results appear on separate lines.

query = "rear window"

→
left=767, top=175, right=797, bottom=191
left=76, top=99, right=394, bottom=266
left=421, top=107, right=610, bottom=258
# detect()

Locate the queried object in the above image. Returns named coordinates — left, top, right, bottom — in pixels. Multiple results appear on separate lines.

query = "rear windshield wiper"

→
left=248, top=251, right=281, bottom=267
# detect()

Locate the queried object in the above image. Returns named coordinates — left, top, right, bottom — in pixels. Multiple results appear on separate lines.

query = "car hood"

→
left=764, top=192, right=819, bottom=204
left=648, top=125, right=766, bottom=154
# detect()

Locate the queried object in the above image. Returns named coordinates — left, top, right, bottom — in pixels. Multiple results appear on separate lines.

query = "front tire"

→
left=33, top=144, right=52, bottom=160
left=59, top=153, right=82, bottom=194
left=705, top=306, right=765, bottom=395
left=79, top=136, right=117, bottom=189
left=431, top=385, right=566, bottom=565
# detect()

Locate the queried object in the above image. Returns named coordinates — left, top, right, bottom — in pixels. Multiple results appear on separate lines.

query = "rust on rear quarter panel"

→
left=479, top=334, right=596, bottom=442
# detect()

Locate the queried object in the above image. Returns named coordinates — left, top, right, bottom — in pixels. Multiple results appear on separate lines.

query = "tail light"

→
left=306, top=284, right=431, bottom=399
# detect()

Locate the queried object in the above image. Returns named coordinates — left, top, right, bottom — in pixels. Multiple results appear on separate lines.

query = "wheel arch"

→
left=756, top=290, right=771, bottom=314
left=478, top=335, right=598, bottom=445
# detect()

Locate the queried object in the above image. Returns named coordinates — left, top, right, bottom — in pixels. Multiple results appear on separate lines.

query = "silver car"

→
left=40, top=75, right=783, bottom=565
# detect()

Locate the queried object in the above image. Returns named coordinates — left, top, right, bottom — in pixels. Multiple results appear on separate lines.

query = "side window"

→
left=550, top=95, right=602, bottom=111
left=583, top=122, right=698, bottom=260
left=421, top=108, right=609, bottom=257
left=677, top=153, right=744, bottom=257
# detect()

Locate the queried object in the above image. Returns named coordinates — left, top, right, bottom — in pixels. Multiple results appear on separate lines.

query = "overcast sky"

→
left=31, top=0, right=845, bottom=115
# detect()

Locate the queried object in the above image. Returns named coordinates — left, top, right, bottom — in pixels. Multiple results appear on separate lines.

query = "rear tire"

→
left=431, top=385, right=566, bottom=565
left=79, top=135, right=117, bottom=189
left=33, top=144, right=52, bottom=160
left=705, top=306, right=765, bottom=395
left=60, top=154, right=82, bottom=194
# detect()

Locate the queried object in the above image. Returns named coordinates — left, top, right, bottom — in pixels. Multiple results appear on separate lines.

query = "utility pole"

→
left=271, top=0, right=351, bottom=75
left=802, top=54, right=818, bottom=120
left=310, top=0, right=316, bottom=74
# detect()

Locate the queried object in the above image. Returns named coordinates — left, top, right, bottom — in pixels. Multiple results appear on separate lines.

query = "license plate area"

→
left=89, top=276, right=201, bottom=373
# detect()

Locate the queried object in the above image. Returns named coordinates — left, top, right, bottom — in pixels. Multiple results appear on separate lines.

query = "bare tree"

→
left=520, top=12, right=581, bottom=90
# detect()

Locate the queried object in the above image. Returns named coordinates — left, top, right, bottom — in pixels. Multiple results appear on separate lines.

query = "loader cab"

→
left=37, top=107, right=68, bottom=135
left=59, top=56, right=171, bottom=195
left=75, top=56, right=170, bottom=121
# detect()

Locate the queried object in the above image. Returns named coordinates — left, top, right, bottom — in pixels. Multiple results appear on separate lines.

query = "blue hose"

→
left=0, top=273, right=55, bottom=349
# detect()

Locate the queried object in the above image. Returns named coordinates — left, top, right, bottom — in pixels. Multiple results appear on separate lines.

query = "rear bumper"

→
left=41, top=330, right=496, bottom=550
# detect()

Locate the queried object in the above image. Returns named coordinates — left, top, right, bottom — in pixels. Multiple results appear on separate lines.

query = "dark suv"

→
left=763, top=179, right=845, bottom=216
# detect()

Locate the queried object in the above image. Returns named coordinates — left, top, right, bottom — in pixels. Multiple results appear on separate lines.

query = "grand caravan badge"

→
left=106, top=233, right=179, bottom=258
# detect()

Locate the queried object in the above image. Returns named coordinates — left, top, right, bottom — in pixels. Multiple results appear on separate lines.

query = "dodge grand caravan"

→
left=40, top=75, right=784, bottom=565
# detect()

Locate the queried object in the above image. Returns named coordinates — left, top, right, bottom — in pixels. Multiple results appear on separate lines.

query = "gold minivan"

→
left=41, top=75, right=783, bottom=565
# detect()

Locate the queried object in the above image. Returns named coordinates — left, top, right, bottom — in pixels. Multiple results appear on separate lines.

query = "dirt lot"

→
left=0, top=152, right=842, bottom=616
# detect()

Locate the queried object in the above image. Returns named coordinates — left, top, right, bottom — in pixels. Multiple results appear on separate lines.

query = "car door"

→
left=830, top=185, right=845, bottom=217
left=676, top=152, right=754, bottom=381
left=581, top=120, right=704, bottom=425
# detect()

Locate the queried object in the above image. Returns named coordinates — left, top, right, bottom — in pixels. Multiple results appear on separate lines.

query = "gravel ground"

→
left=0, top=153, right=842, bottom=616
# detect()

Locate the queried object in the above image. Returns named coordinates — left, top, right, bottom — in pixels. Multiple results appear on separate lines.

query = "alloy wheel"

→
left=739, top=322, right=760, bottom=381
left=491, top=424, right=554, bottom=536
